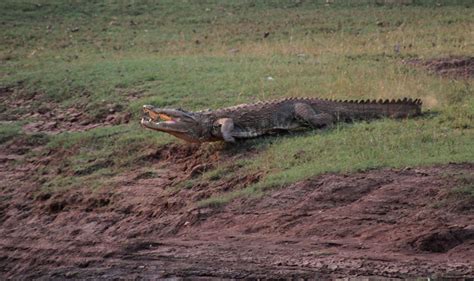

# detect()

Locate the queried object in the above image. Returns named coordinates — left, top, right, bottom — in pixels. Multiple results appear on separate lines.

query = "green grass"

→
left=0, top=122, right=22, bottom=144
left=199, top=114, right=473, bottom=207
left=38, top=124, right=173, bottom=192
left=0, top=0, right=473, bottom=200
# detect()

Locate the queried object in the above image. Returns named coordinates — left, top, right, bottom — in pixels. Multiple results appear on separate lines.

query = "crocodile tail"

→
left=332, top=98, right=422, bottom=120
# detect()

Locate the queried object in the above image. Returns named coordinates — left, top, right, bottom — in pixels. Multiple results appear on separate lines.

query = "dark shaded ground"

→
left=404, top=56, right=474, bottom=79
left=1, top=139, right=473, bottom=279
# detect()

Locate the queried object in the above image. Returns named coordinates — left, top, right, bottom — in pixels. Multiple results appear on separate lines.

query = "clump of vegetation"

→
left=0, top=122, right=22, bottom=144
left=450, top=172, right=474, bottom=198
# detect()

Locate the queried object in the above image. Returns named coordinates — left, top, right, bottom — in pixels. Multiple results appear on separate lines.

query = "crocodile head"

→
left=140, top=105, right=211, bottom=143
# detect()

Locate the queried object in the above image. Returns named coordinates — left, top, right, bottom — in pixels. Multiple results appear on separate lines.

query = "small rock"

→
left=105, top=115, right=115, bottom=122
left=43, top=121, right=58, bottom=130
left=79, top=119, right=91, bottom=126
left=44, top=112, right=54, bottom=118
left=70, top=111, right=82, bottom=118
left=64, top=271, right=77, bottom=278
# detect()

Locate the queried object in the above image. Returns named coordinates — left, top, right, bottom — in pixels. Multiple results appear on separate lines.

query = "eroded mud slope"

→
left=1, top=142, right=473, bottom=279
left=404, top=56, right=473, bottom=79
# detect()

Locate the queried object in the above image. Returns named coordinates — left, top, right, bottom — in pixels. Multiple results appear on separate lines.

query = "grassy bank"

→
left=1, top=0, right=473, bottom=203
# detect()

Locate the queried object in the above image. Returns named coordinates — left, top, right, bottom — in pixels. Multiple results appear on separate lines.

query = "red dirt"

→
left=1, top=139, right=473, bottom=279
left=404, top=56, right=474, bottom=79
left=0, top=87, right=130, bottom=134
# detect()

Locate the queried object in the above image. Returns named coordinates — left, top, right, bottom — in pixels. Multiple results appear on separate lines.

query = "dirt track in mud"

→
left=1, top=140, right=473, bottom=279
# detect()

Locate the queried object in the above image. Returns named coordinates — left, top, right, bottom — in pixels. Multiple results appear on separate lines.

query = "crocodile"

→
left=140, top=97, right=422, bottom=143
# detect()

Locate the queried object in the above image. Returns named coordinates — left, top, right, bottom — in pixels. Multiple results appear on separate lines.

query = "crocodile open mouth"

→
left=141, top=115, right=176, bottom=123
left=142, top=106, right=177, bottom=124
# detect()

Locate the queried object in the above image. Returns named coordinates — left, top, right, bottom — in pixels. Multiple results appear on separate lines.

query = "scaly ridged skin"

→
left=202, top=97, right=421, bottom=138
left=141, top=97, right=422, bottom=143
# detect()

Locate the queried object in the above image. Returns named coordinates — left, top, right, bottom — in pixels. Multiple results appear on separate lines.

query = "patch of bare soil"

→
left=404, top=56, right=474, bottom=79
left=0, top=87, right=131, bottom=134
left=0, top=140, right=473, bottom=279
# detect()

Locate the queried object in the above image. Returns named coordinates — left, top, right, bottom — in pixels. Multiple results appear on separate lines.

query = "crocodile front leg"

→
left=215, top=118, right=236, bottom=142
left=294, top=103, right=334, bottom=128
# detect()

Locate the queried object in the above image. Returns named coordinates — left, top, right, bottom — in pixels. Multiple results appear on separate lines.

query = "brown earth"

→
left=1, top=138, right=473, bottom=279
left=404, top=56, right=474, bottom=79
left=0, top=87, right=131, bottom=134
